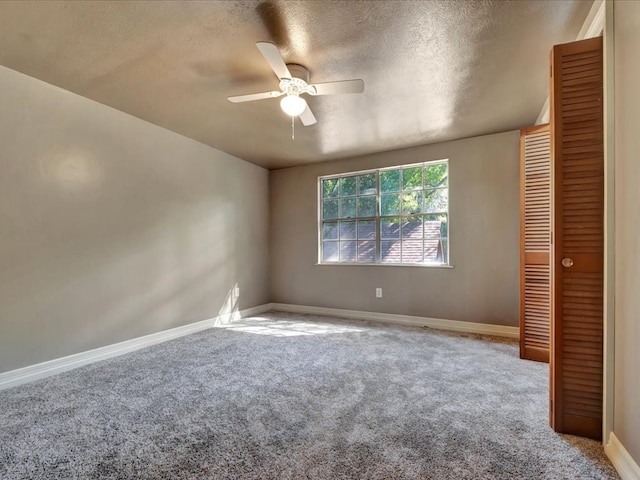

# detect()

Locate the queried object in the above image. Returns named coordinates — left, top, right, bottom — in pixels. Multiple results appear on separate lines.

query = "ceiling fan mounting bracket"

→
left=286, top=64, right=310, bottom=83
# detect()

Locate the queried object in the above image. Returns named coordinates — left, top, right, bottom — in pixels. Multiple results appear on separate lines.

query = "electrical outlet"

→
left=376, top=288, right=382, bottom=298
left=234, top=286, right=240, bottom=297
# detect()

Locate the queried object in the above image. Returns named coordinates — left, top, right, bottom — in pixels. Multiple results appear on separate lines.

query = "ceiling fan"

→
left=227, top=42, right=364, bottom=126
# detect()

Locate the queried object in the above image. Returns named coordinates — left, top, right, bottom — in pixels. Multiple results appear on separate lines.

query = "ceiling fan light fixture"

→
left=280, top=94, right=307, bottom=116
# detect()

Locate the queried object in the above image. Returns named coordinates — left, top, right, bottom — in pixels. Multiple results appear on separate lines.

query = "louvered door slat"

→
left=550, top=36, right=604, bottom=441
left=520, top=124, right=551, bottom=363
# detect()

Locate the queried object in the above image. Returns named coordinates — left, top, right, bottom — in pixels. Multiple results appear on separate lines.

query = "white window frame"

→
left=318, top=159, right=449, bottom=266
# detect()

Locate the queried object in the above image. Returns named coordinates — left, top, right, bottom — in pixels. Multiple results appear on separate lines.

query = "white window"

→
left=319, top=160, right=449, bottom=265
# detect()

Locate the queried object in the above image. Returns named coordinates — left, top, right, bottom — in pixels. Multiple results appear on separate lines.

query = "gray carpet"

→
left=0, top=311, right=618, bottom=479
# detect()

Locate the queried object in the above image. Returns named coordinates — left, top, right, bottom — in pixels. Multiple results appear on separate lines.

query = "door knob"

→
left=561, top=257, right=574, bottom=268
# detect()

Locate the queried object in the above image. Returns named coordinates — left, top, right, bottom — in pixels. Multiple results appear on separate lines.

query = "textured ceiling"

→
left=0, top=0, right=591, bottom=169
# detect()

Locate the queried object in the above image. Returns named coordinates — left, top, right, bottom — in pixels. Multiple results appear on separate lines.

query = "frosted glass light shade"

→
left=280, top=94, right=307, bottom=116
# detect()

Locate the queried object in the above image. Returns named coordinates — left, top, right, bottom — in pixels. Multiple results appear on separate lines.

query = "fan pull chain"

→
left=291, top=115, right=295, bottom=140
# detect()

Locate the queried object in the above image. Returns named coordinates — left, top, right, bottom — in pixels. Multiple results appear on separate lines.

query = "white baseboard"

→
left=0, top=303, right=271, bottom=390
left=0, top=302, right=516, bottom=390
left=269, top=303, right=519, bottom=339
left=606, top=432, right=640, bottom=480
left=237, top=304, right=272, bottom=318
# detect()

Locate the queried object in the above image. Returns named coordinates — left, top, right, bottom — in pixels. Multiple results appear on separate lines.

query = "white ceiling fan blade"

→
left=310, top=79, right=364, bottom=96
left=256, top=42, right=292, bottom=80
left=299, top=105, right=317, bottom=126
left=227, top=91, right=282, bottom=103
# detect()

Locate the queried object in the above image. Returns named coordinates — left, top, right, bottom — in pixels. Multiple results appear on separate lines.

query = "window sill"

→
left=315, top=262, right=454, bottom=269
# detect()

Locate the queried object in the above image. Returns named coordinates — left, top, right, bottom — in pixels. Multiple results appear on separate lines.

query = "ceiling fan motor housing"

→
left=280, top=64, right=316, bottom=96
left=286, top=64, right=310, bottom=82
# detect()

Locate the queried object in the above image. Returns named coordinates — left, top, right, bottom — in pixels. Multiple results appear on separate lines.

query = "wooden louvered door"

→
left=549, top=36, right=604, bottom=440
left=520, top=125, right=551, bottom=363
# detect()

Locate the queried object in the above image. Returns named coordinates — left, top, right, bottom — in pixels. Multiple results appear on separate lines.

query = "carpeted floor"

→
left=0, top=311, right=618, bottom=479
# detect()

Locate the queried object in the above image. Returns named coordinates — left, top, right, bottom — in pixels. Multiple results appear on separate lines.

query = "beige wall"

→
left=613, top=0, right=640, bottom=462
left=0, top=67, right=269, bottom=373
left=270, top=130, right=520, bottom=326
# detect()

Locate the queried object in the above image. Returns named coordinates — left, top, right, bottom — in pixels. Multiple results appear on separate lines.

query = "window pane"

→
left=340, top=197, right=357, bottom=218
left=402, top=191, right=423, bottom=214
left=323, top=199, right=338, bottom=219
left=381, top=194, right=400, bottom=215
left=340, top=241, right=357, bottom=262
left=322, top=241, right=339, bottom=262
left=442, top=236, right=448, bottom=264
left=381, top=217, right=401, bottom=239
left=424, top=163, right=448, bottom=187
left=425, top=214, right=447, bottom=263
left=402, top=240, right=423, bottom=263
left=339, top=176, right=357, bottom=196
left=424, top=188, right=448, bottom=213
left=435, top=214, right=448, bottom=241
left=380, top=169, right=400, bottom=192
left=358, top=220, right=376, bottom=239
left=381, top=240, right=401, bottom=263
left=402, top=216, right=422, bottom=239
left=357, top=240, right=376, bottom=263
left=402, top=166, right=423, bottom=190
left=358, top=195, right=376, bottom=217
left=322, top=179, right=339, bottom=198
left=340, top=220, right=357, bottom=240
left=322, top=222, right=338, bottom=240
left=358, top=173, right=377, bottom=195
